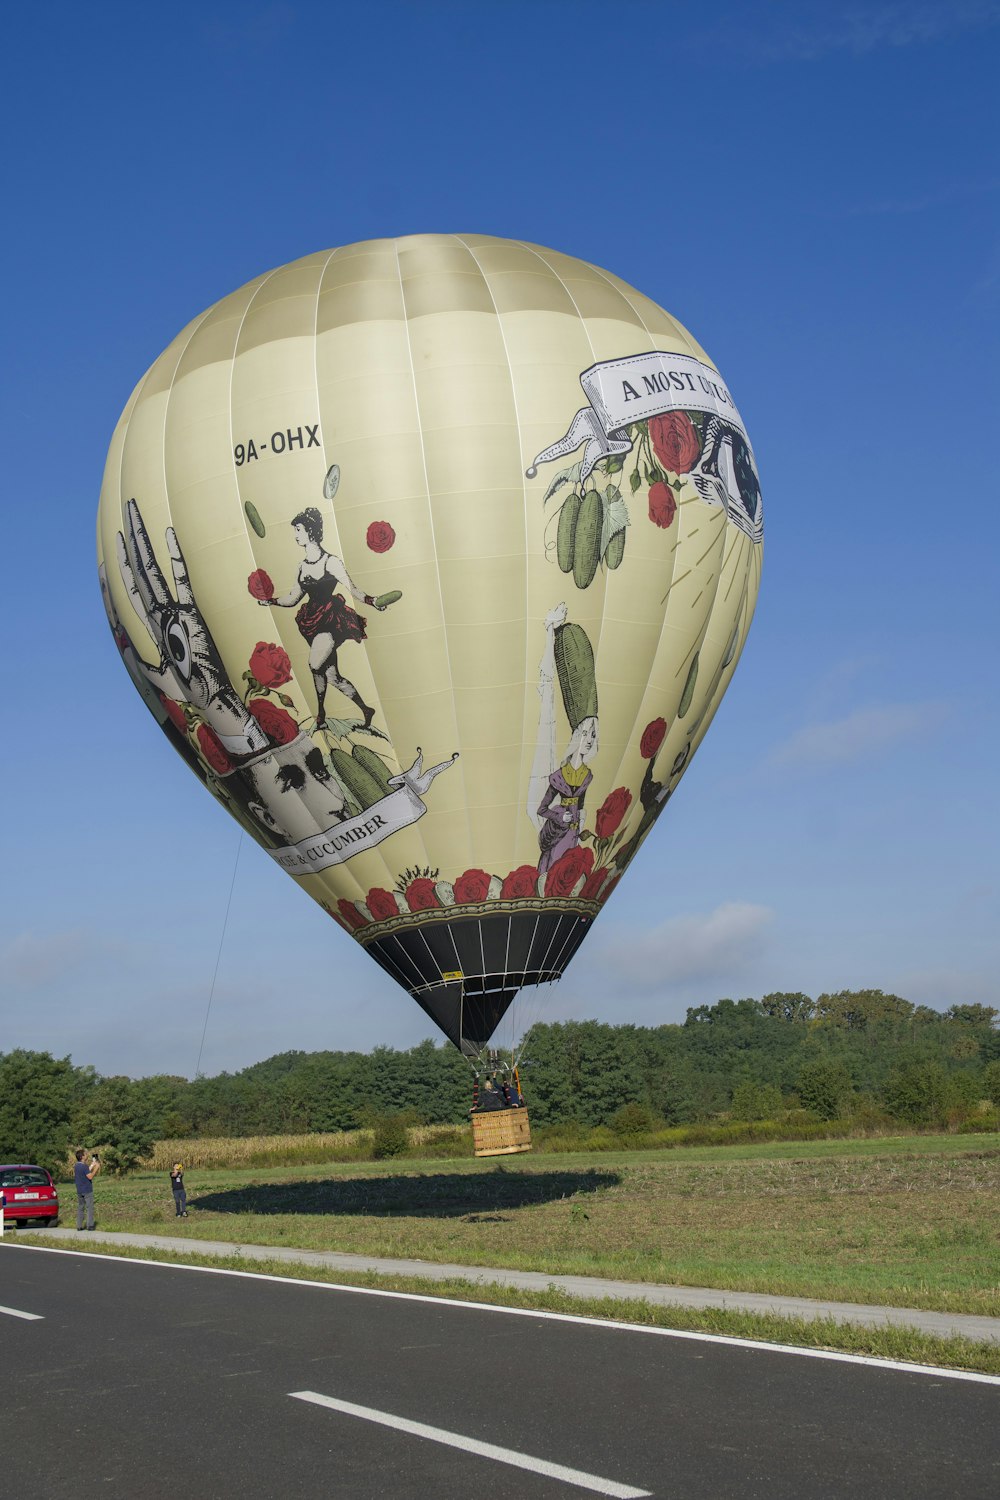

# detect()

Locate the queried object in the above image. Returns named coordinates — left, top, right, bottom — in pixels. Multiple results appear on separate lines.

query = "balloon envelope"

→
left=97, top=235, right=762, bottom=1054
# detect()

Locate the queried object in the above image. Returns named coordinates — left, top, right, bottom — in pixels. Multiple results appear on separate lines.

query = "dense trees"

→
left=0, top=992, right=996, bottom=1170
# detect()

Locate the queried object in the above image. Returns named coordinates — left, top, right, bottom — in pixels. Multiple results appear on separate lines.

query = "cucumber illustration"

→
left=351, top=744, right=395, bottom=798
left=678, top=652, right=699, bottom=719
left=605, top=529, right=625, bottom=570
left=374, top=589, right=402, bottom=609
left=554, top=622, right=598, bottom=728
left=244, top=501, right=266, bottom=538
left=556, top=493, right=581, bottom=573
left=721, top=619, right=740, bottom=669
left=330, top=748, right=385, bottom=810
left=573, top=489, right=602, bottom=590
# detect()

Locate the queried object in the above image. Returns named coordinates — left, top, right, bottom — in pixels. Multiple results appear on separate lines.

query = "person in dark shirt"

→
left=169, top=1162, right=188, bottom=1218
left=73, top=1148, right=98, bottom=1231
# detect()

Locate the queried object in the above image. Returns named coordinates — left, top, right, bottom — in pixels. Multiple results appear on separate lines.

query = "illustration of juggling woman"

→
left=529, top=602, right=600, bottom=874
left=262, top=506, right=388, bottom=730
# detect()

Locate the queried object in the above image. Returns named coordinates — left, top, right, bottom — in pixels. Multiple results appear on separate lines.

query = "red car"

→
left=0, top=1165, right=60, bottom=1228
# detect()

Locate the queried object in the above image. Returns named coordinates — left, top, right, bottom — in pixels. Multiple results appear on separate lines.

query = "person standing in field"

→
left=74, top=1148, right=99, bottom=1231
left=170, top=1162, right=188, bottom=1218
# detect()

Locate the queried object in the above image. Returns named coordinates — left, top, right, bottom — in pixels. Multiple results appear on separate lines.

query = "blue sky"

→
left=1, top=1, right=997, bottom=1078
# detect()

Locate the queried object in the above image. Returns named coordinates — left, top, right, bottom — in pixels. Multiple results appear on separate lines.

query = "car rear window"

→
left=0, top=1169, right=51, bottom=1188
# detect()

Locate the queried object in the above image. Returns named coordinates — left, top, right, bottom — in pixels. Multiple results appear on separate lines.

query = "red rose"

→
left=249, top=698, right=298, bottom=745
left=367, top=887, right=399, bottom=922
left=649, top=410, right=700, bottom=474
left=338, top=898, right=368, bottom=930
left=648, top=481, right=677, bottom=529
left=500, top=865, right=539, bottom=900
left=160, top=694, right=188, bottom=735
left=544, top=846, right=594, bottom=898
left=581, top=866, right=610, bottom=901
left=598, top=873, right=622, bottom=903
left=595, top=787, right=632, bottom=839
left=453, top=868, right=492, bottom=905
left=196, top=723, right=233, bottom=775
left=366, top=521, right=396, bottom=554
left=249, top=641, right=292, bottom=689
left=248, top=569, right=274, bottom=601
left=640, top=717, right=667, bottom=759
left=405, top=878, right=439, bottom=912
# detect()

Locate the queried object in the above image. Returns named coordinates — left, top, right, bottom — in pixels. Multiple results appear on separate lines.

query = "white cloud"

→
left=767, top=701, right=946, bottom=769
left=593, top=902, right=774, bottom=994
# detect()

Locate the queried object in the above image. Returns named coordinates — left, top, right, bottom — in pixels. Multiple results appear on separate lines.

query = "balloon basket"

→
left=472, top=1106, right=532, bottom=1158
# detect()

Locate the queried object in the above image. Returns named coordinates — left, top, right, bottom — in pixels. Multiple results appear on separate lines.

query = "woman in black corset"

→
left=263, top=506, right=385, bottom=728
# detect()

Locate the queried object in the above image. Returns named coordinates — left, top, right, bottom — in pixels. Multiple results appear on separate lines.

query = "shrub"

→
left=370, top=1115, right=410, bottom=1160
left=610, top=1102, right=656, bottom=1137
left=730, top=1080, right=783, bottom=1121
left=796, top=1060, right=853, bottom=1121
left=981, top=1059, right=1000, bottom=1107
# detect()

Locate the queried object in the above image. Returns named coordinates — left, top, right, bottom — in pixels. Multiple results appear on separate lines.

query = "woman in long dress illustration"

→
left=263, top=507, right=385, bottom=729
left=529, top=603, right=600, bottom=874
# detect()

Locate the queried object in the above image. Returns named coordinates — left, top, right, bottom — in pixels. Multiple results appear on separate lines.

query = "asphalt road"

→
left=1, top=1245, right=998, bottom=1499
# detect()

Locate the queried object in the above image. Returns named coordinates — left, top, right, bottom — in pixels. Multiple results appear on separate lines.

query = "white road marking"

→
left=0, top=1303, right=43, bottom=1321
left=9, top=1243, right=1000, bottom=1388
left=290, top=1390, right=652, bottom=1498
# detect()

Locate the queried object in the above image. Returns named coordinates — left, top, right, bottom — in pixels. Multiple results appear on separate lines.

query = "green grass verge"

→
left=11, top=1236, right=1000, bottom=1377
left=55, top=1133, right=1000, bottom=1319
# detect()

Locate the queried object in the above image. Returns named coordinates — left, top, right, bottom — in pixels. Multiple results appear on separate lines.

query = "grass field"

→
left=71, top=1132, right=1000, bottom=1319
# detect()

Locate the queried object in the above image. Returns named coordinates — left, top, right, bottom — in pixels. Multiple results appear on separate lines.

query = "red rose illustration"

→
left=648, top=481, right=677, bottom=530
left=366, top=520, right=396, bottom=554
left=249, top=641, right=292, bottom=689
left=544, top=846, right=594, bottom=898
left=247, top=569, right=274, bottom=601
left=500, top=865, right=539, bottom=900
left=405, top=878, right=439, bottom=913
left=640, top=717, right=667, bottom=759
left=160, top=694, right=188, bottom=735
left=453, top=868, right=492, bottom=905
left=196, top=723, right=233, bottom=775
left=367, top=887, right=399, bottom=922
left=598, top=873, right=622, bottom=903
left=581, top=866, right=610, bottom=901
left=249, top=698, right=298, bottom=745
left=649, top=410, right=700, bottom=474
left=595, top=787, right=632, bottom=839
left=338, top=898, right=368, bottom=930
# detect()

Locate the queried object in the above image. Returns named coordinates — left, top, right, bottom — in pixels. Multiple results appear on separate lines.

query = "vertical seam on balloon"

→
left=393, top=238, right=474, bottom=879
left=112, top=309, right=211, bottom=643
left=224, top=265, right=335, bottom=883
left=515, top=241, right=612, bottom=836
left=580, top=257, right=673, bottom=813
left=454, top=234, right=530, bottom=885
left=379, top=936, right=423, bottom=990
left=309, top=246, right=372, bottom=908
left=544, top=916, right=576, bottom=983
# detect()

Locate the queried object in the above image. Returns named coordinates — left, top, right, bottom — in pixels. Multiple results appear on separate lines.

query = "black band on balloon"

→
left=362, top=909, right=593, bottom=1054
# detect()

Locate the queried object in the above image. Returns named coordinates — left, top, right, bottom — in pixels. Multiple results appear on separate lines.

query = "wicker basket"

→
left=471, top=1106, right=532, bottom=1157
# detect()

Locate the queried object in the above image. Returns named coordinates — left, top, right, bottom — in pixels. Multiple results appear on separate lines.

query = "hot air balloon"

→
left=97, top=235, right=762, bottom=1153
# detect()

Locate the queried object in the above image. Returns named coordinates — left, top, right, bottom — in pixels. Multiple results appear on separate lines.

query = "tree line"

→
left=2, top=990, right=999, bottom=1175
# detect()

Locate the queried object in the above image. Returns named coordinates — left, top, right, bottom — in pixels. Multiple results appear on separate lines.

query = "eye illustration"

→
left=164, top=613, right=193, bottom=681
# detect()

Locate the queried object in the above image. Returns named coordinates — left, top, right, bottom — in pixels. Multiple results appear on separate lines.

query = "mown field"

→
left=78, top=1132, right=1000, bottom=1317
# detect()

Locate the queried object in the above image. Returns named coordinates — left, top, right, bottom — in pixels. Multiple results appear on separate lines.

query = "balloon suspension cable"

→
left=194, top=830, right=243, bottom=1077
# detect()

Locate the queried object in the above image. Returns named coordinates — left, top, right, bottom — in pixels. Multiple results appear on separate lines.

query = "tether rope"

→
left=194, top=830, right=243, bottom=1077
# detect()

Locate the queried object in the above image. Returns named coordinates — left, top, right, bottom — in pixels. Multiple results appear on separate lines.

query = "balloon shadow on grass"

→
left=193, top=1168, right=620, bottom=1220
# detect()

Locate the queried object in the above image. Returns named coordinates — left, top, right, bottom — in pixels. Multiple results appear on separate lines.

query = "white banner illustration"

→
left=266, top=747, right=459, bottom=876
left=268, top=781, right=427, bottom=875
left=526, top=350, right=761, bottom=542
left=526, top=351, right=748, bottom=480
